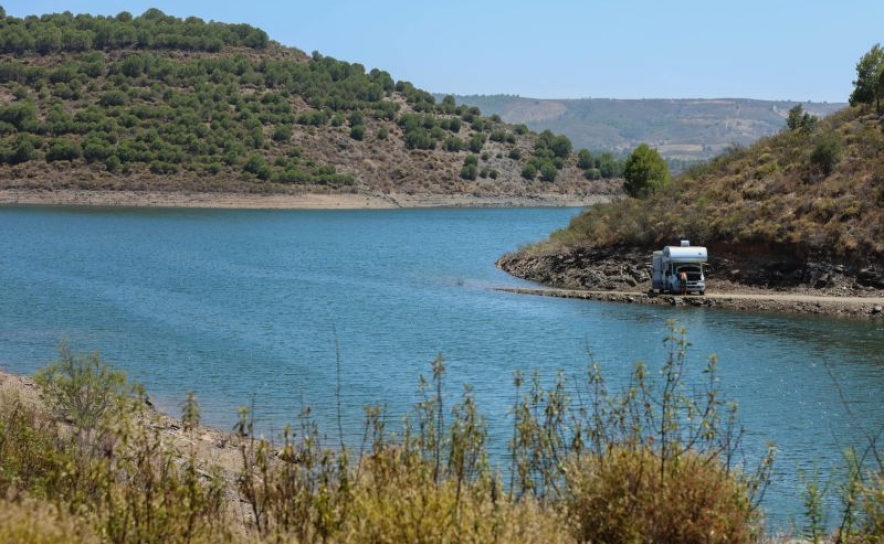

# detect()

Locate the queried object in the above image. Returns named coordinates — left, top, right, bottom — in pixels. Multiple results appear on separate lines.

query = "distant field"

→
left=447, top=95, right=846, bottom=160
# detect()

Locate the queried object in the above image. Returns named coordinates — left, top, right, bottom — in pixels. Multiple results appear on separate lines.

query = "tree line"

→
left=0, top=7, right=268, bottom=54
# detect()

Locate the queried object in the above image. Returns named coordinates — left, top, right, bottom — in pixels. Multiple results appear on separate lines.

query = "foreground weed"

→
left=236, top=406, right=351, bottom=542
left=0, top=497, right=100, bottom=544
left=34, top=339, right=132, bottom=432
left=4, top=323, right=788, bottom=544
left=510, top=319, right=773, bottom=543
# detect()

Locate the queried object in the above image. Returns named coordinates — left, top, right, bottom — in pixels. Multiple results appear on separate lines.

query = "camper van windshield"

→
left=677, top=265, right=702, bottom=280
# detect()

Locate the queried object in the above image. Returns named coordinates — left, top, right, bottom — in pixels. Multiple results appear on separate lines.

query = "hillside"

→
left=450, top=95, right=845, bottom=161
left=498, top=104, right=884, bottom=295
left=0, top=9, right=614, bottom=204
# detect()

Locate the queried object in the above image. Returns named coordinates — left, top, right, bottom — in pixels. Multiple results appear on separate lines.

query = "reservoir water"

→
left=1, top=205, right=883, bottom=532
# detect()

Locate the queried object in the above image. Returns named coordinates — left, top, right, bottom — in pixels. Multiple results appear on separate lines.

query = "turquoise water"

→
left=1, top=205, right=883, bottom=531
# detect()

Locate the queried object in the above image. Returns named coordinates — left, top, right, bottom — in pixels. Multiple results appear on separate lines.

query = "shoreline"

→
left=495, top=285, right=884, bottom=319
left=0, top=189, right=611, bottom=210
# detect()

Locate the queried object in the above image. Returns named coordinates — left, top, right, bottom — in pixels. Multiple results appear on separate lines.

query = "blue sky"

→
left=4, top=1, right=881, bottom=102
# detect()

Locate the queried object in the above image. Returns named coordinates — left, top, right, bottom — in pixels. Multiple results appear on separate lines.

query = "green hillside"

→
left=0, top=8, right=606, bottom=199
left=450, top=95, right=845, bottom=161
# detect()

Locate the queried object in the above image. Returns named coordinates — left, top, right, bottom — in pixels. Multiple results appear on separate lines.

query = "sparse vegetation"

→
left=521, top=102, right=884, bottom=275
left=0, top=323, right=821, bottom=543
left=0, top=8, right=602, bottom=200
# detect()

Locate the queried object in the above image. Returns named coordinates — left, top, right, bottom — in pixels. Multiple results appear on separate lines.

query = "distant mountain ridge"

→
left=447, top=95, right=846, bottom=160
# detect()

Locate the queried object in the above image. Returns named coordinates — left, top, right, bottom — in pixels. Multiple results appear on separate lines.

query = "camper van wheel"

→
left=699, top=290, right=705, bottom=296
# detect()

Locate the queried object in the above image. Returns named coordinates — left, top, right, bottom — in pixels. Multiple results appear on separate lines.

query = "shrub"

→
left=243, top=154, right=271, bottom=180
left=105, top=154, right=121, bottom=172
left=461, top=155, right=478, bottom=180
left=577, top=148, right=594, bottom=169
left=149, top=160, right=179, bottom=174
left=566, top=447, right=755, bottom=544
left=444, top=136, right=463, bottom=152
left=468, top=134, right=484, bottom=153
left=540, top=162, right=557, bottom=182
left=510, top=321, right=771, bottom=543
left=349, top=124, right=365, bottom=141
left=522, top=164, right=537, bottom=180
left=856, top=473, right=884, bottom=542
left=272, top=124, right=292, bottom=142
left=584, top=168, right=601, bottom=180
left=810, top=134, right=843, bottom=177
left=99, top=90, right=129, bottom=107
left=405, top=127, right=434, bottom=150
left=34, top=340, right=132, bottom=431
left=344, top=448, right=571, bottom=544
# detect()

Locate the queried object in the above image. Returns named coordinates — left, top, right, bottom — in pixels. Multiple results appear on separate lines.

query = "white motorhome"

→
left=651, top=241, right=707, bottom=295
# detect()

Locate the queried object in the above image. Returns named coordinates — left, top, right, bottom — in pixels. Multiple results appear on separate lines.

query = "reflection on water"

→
left=1, top=205, right=882, bottom=531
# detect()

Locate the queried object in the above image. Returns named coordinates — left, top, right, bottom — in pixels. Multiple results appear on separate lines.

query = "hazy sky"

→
left=4, top=1, right=881, bottom=102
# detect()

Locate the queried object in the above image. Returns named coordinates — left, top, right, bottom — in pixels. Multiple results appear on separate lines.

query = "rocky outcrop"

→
left=497, top=245, right=884, bottom=296
left=496, top=246, right=651, bottom=291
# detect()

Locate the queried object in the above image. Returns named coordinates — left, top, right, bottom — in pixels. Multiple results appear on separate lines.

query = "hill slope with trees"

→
left=499, top=44, right=884, bottom=296
left=0, top=8, right=614, bottom=203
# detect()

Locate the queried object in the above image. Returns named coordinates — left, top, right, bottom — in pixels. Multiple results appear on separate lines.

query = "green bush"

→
left=468, top=134, right=484, bottom=153
left=99, top=90, right=129, bottom=107
left=444, top=136, right=463, bottom=152
left=349, top=124, right=365, bottom=141
left=810, top=134, right=843, bottom=177
left=34, top=340, right=132, bottom=431
left=272, top=124, right=292, bottom=142
left=540, top=162, right=557, bottom=182
left=460, top=163, right=478, bottom=181
left=584, top=167, right=601, bottom=180
left=521, top=164, right=537, bottom=180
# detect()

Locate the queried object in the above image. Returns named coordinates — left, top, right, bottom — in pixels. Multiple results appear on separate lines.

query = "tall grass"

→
left=2, top=323, right=883, bottom=542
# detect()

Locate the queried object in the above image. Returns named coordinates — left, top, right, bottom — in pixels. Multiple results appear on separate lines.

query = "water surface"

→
left=1, top=205, right=882, bottom=531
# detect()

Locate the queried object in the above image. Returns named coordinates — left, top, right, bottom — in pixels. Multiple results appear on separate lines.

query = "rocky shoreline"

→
left=496, top=247, right=884, bottom=319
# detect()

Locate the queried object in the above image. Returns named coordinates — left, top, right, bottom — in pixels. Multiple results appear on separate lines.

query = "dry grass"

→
left=535, top=107, right=884, bottom=265
left=4, top=327, right=884, bottom=543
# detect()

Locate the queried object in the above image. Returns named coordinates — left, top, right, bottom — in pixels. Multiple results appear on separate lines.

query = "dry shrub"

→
left=565, top=446, right=756, bottom=544
left=0, top=497, right=100, bottom=544
left=0, top=392, right=70, bottom=501
left=849, top=473, right=884, bottom=544
left=342, top=447, right=572, bottom=544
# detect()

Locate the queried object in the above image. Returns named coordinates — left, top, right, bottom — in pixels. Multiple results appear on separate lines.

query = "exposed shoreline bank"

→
left=494, top=284, right=884, bottom=319
left=0, top=188, right=610, bottom=209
